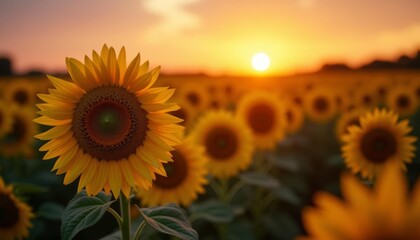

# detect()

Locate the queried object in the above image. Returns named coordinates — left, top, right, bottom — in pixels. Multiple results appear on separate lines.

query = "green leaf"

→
left=266, top=154, right=300, bottom=172
left=38, top=202, right=65, bottom=220
left=137, top=203, right=198, bottom=240
left=61, top=191, right=115, bottom=240
left=189, top=200, right=234, bottom=223
left=271, top=187, right=301, bottom=206
left=239, top=172, right=280, bottom=189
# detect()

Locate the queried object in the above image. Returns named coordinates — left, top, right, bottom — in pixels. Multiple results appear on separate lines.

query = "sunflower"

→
left=303, top=87, right=337, bottom=123
left=35, top=45, right=183, bottom=198
left=335, top=108, right=368, bottom=142
left=341, top=108, right=416, bottom=179
left=0, top=100, right=13, bottom=138
left=236, top=91, right=284, bottom=150
left=386, top=85, right=418, bottom=117
left=136, top=137, right=208, bottom=206
left=282, top=100, right=304, bottom=135
left=3, top=79, right=36, bottom=108
left=191, top=110, right=254, bottom=178
left=300, top=160, right=420, bottom=240
left=176, top=83, right=209, bottom=111
left=0, top=105, right=36, bottom=158
left=0, top=177, right=34, bottom=240
left=352, top=86, right=380, bottom=109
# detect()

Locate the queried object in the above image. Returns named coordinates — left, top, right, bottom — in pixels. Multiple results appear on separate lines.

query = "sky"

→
left=1, top=0, right=420, bottom=76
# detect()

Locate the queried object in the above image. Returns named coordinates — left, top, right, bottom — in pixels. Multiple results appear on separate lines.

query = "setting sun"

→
left=252, top=52, right=270, bottom=72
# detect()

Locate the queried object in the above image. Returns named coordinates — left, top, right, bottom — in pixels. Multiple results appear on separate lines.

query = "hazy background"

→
left=1, top=0, right=420, bottom=76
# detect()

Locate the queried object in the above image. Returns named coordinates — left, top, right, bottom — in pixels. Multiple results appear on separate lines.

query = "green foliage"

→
left=189, top=200, right=235, bottom=223
left=61, top=191, right=115, bottom=240
left=137, top=203, right=198, bottom=240
left=239, top=172, right=280, bottom=189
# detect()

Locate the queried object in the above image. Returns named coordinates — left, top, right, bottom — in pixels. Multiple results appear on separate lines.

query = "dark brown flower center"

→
left=360, top=128, right=397, bottom=163
left=205, top=126, right=238, bottom=160
left=0, top=193, right=19, bottom=228
left=378, top=87, right=387, bottom=97
left=153, top=150, right=188, bottom=189
left=416, top=87, right=420, bottom=98
left=362, top=95, right=372, bottom=105
left=186, top=92, right=200, bottom=107
left=73, top=85, right=147, bottom=161
left=313, top=97, right=329, bottom=113
left=210, top=100, right=220, bottom=109
left=293, top=97, right=302, bottom=106
left=247, top=102, right=275, bottom=134
left=396, top=95, right=410, bottom=109
left=14, top=89, right=29, bottom=106
left=286, top=110, right=294, bottom=123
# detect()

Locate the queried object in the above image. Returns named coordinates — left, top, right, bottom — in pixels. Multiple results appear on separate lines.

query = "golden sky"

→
left=1, top=0, right=420, bottom=76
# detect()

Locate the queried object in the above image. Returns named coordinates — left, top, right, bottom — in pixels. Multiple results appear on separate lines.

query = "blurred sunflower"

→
left=236, top=91, right=284, bottom=150
left=191, top=110, right=254, bottom=178
left=352, top=87, right=380, bottom=109
left=35, top=45, right=182, bottom=198
left=303, top=87, right=337, bottom=123
left=3, top=79, right=36, bottom=108
left=1, top=105, right=36, bottom=158
left=282, top=100, right=304, bottom=134
left=300, top=160, right=420, bottom=240
left=0, top=177, right=34, bottom=240
left=342, top=108, right=416, bottom=179
left=335, top=108, right=367, bottom=142
left=0, top=100, right=13, bottom=138
left=176, top=83, right=209, bottom=111
left=372, top=77, right=391, bottom=102
left=386, top=85, right=418, bottom=117
left=136, top=137, right=208, bottom=206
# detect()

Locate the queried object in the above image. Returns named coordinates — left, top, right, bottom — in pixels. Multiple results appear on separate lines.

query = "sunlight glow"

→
left=252, top=52, right=270, bottom=71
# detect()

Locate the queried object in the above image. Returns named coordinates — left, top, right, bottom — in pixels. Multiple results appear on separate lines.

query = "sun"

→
left=252, top=52, right=270, bottom=72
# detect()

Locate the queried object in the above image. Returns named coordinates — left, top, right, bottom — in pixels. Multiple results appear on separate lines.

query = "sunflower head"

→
left=0, top=177, right=34, bottom=240
left=282, top=100, right=305, bottom=134
left=301, top=160, right=420, bottom=240
left=303, top=86, right=337, bottom=123
left=136, top=137, right=208, bottom=206
left=236, top=91, right=284, bottom=150
left=191, top=110, right=254, bottom=178
left=386, top=85, right=418, bottom=117
left=35, top=45, right=183, bottom=198
left=341, top=108, right=416, bottom=179
left=1, top=105, right=36, bottom=158
left=3, top=79, right=36, bottom=108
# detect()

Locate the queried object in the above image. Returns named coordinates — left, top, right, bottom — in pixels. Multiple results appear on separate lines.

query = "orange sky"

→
left=1, top=0, right=420, bottom=76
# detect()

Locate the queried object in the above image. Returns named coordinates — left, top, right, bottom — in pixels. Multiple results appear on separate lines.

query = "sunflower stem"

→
left=107, top=207, right=122, bottom=226
left=119, top=192, right=131, bottom=240
left=133, top=221, right=147, bottom=240
left=225, top=181, right=245, bottom=203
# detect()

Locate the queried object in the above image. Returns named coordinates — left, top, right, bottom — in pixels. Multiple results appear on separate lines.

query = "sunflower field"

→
left=1, top=46, right=420, bottom=240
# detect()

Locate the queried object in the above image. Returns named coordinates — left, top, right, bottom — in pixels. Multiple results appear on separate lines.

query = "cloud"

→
left=142, top=0, right=201, bottom=41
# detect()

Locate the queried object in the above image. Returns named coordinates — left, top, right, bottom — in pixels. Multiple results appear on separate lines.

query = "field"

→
left=0, top=69, right=420, bottom=240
